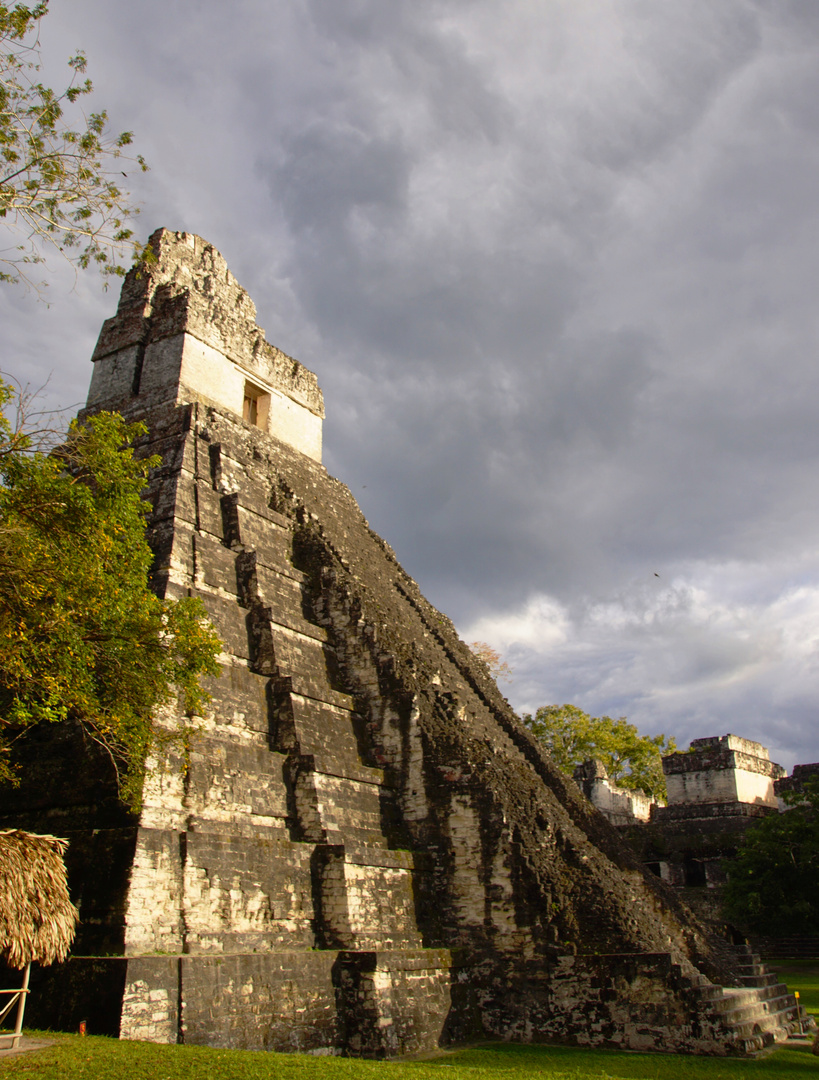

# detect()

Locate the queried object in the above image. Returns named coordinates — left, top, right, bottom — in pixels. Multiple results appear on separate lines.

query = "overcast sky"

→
left=3, top=0, right=819, bottom=770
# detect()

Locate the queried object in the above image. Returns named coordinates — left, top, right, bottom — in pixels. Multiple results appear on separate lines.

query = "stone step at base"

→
left=717, top=998, right=798, bottom=1028
left=738, top=972, right=780, bottom=988
left=715, top=987, right=797, bottom=1015
left=701, top=946, right=806, bottom=1049
left=732, top=1032, right=776, bottom=1055
left=710, top=999, right=799, bottom=1040
left=723, top=1012, right=800, bottom=1044
left=720, top=982, right=797, bottom=1005
left=737, top=962, right=769, bottom=977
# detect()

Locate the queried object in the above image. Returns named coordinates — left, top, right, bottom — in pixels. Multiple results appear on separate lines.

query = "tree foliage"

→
left=469, top=641, right=512, bottom=684
left=0, top=382, right=221, bottom=807
left=722, top=780, right=819, bottom=936
left=0, top=1, right=148, bottom=286
left=522, top=703, right=676, bottom=800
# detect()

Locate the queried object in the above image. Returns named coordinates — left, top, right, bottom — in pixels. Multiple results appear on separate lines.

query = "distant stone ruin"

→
left=583, top=735, right=794, bottom=889
left=572, top=759, right=658, bottom=826
left=584, top=733, right=819, bottom=954
left=653, top=736, right=785, bottom=891
left=0, top=231, right=806, bottom=1055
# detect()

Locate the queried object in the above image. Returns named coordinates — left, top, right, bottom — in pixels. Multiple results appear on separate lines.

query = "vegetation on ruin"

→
left=0, top=379, right=221, bottom=808
left=469, top=641, right=512, bottom=684
left=522, top=703, right=676, bottom=800
left=722, top=779, right=819, bottom=936
left=1, top=1027, right=817, bottom=1080
left=0, top=1, right=148, bottom=287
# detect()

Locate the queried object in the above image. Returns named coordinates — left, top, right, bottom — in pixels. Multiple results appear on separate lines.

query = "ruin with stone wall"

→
left=618, top=736, right=784, bottom=894
left=582, top=736, right=819, bottom=957
left=572, top=759, right=659, bottom=827
left=0, top=231, right=806, bottom=1056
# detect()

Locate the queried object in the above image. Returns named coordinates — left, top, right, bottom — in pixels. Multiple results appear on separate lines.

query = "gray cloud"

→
left=4, top=0, right=819, bottom=767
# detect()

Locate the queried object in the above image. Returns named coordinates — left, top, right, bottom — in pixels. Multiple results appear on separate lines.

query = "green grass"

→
left=1, top=1036, right=817, bottom=1080
left=1, top=963, right=816, bottom=1080
left=767, top=959, right=819, bottom=1019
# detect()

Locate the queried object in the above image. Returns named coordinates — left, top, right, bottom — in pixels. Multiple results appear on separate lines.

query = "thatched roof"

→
left=0, top=830, right=79, bottom=969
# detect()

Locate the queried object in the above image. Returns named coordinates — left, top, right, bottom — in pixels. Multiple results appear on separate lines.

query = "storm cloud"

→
left=3, top=0, right=819, bottom=768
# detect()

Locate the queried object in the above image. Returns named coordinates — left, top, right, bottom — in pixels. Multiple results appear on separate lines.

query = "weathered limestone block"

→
left=194, top=594, right=253, bottom=660
left=183, top=739, right=290, bottom=824
left=271, top=691, right=363, bottom=762
left=120, top=958, right=180, bottom=1043
left=178, top=953, right=339, bottom=1052
left=314, top=845, right=422, bottom=950
left=123, top=829, right=185, bottom=954
left=444, top=793, right=487, bottom=935
left=180, top=833, right=315, bottom=952
left=269, top=638, right=347, bottom=701
left=195, top=533, right=241, bottom=595
left=200, top=664, right=271, bottom=735
left=663, top=735, right=785, bottom=808
left=193, top=482, right=225, bottom=540
left=334, top=950, right=453, bottom=1057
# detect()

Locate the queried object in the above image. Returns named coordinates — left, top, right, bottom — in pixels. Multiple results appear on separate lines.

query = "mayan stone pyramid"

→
left=0, top=230, right=798, bottom=1055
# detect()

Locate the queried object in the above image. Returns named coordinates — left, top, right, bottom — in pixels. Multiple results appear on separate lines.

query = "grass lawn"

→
left=2, top=1037, right=818, bottom=1080
left=766, top=960, right=819, bottom=1021
left=1, top=965, right=816, bottom=1080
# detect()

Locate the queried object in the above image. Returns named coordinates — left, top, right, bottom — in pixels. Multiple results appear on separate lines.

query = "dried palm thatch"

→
left=0, top=830, right=79, bottom=969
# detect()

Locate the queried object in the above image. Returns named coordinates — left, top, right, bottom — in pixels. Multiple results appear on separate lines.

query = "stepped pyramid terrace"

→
left=0, top=230, right=808, bottom=1056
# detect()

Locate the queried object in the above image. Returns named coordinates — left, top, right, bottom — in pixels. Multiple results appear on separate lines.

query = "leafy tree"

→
left=522, top=703, right=676, bottom=800
left=0, top=1, right=147, bottom=287
left=470, top=641, right=512, bottom=683
left=0, top=381, right=221, bottom=807
left=722, top=780, right=819, bottom=936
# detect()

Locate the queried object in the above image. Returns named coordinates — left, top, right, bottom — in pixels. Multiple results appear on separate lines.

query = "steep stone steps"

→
left=714, top=986, right=797, bottom=1021
left=694, top=946, right=804, bottom=1052
left=754, top=936, right=819, bottom=958
left=738, top=971, right=783, bottom=988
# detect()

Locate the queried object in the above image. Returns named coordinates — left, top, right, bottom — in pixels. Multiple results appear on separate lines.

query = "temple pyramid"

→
left=1, top=230, right=801, bottom=1055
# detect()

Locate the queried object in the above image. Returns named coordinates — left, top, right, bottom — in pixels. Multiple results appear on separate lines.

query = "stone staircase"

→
left=752, top=935, right=819, bottom=958
left=694, top=945, right=808, bottom=1053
